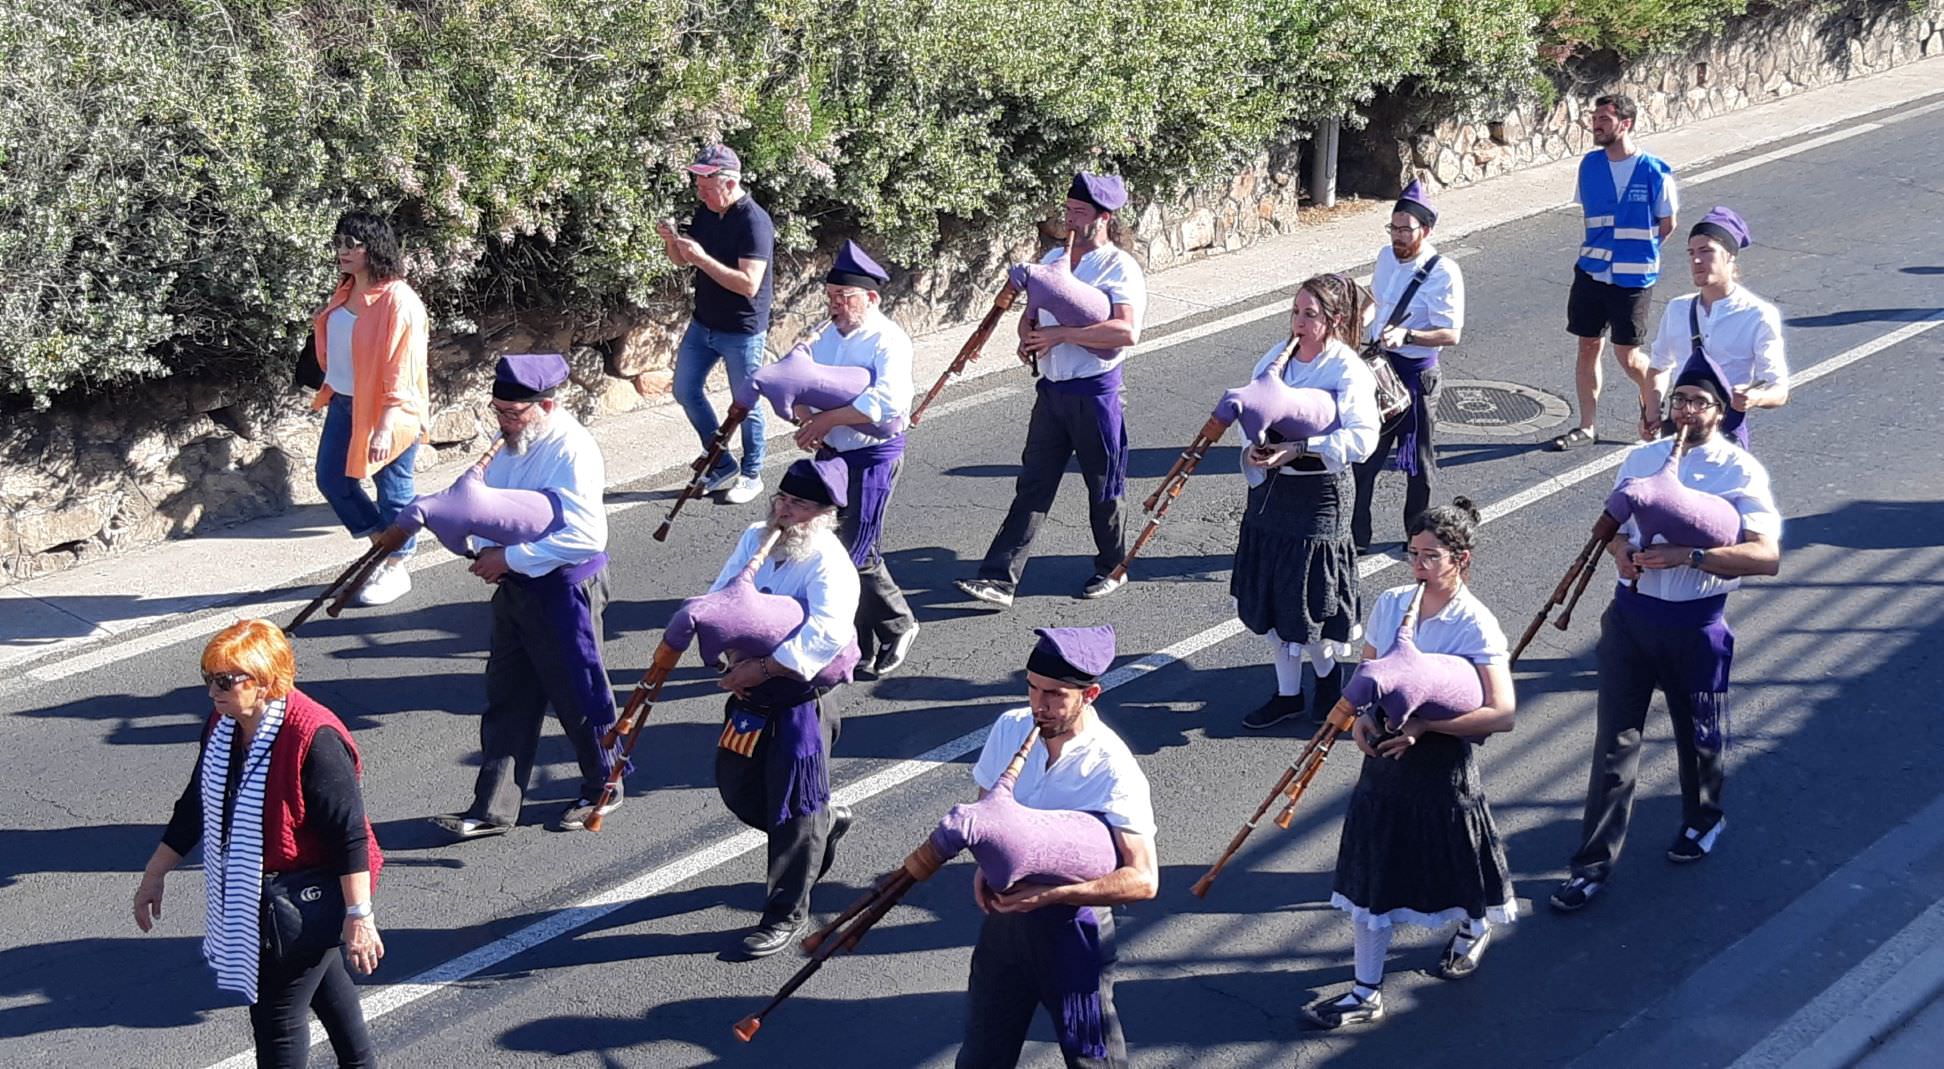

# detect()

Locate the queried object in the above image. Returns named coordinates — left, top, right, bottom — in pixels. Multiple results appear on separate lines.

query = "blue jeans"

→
left=315, top=394, right=419, bottom=557
left=673, top=322, right=767, bottom=479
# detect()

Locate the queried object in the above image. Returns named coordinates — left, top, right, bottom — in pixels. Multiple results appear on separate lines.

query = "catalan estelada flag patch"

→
left=717, top=708, right=767, bottom=757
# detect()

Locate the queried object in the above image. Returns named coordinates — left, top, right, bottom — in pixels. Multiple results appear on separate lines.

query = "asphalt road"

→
left=3, top=102, right=1943, bottom=1069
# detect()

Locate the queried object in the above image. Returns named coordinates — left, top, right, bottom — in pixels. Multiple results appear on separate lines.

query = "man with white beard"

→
left=431, top=352, right=626, bottom=841
left=708, top=456, right=863, bottom=957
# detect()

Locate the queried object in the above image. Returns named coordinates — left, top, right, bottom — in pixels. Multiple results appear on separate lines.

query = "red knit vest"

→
left=201, top=688, right=384, bottom=886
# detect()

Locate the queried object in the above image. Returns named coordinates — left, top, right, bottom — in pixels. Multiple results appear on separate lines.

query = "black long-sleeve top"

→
left=161, top=726, right=370, bottom=876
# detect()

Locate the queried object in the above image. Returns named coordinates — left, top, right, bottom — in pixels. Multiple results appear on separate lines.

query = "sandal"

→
left=1548, top=427, right=1597, bottom=451
left=1304, top=989, right=1385, bottom=1029
left=1438, top=924, right=1492, bottom=979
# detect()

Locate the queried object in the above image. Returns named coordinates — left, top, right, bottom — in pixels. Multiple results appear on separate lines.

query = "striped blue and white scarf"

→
left=198, top=698, right=286, bottom=1003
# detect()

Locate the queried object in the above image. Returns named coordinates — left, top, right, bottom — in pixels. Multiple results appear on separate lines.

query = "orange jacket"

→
left=310, top=278, right=430, bottom=480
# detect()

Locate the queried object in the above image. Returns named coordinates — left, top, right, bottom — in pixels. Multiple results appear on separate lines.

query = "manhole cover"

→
left=1437, top=380, right=1571, bottom=437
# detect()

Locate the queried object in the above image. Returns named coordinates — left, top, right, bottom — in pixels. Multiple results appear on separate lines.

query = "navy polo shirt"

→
left=687, top=195, right=775, bottom=335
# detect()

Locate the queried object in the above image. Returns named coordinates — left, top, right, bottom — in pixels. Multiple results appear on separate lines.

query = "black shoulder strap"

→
left=1385, top=254, right=1443, bottom=329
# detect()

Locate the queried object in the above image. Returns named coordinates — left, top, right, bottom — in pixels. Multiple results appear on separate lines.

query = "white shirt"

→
left=710, top=521, right=861, bottom=680
left=972, top=708, right=1155, bottom=838
left=805, top=308, right=914, bottom=453
left=1613, top=436, right=1782, bottom=602
left=1649, top=288, right=1790, bottom=390
left=322, top=307, right=359, bottom=397
left=1238, top=337, right=1379, bottom=484
left=479, top=410, right=608, bottom=578
left=1364, top=584, right=1508, bottom=666
left=1033, top=244, right=1147, bottom=382
left=1574, top=152, right=1679, bottom=219
left=1367, top=243, right=1464, bottom=361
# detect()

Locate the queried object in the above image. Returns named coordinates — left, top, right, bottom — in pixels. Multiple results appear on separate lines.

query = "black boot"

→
left=1310, top=664, right=1346, bottom=723
left=1242, top=693, right=1307, bottom=731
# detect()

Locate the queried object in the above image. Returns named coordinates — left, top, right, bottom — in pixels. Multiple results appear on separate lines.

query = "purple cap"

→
left=1394, top=179, right=1437, bottom=228
left=687, top=144, right=742, bottom=177
left=1027, top=626, right=1116, bottom=686
left=493, top=353, right=569, bottom=401
left=826, top=240, right=890, bottom=290
left=1691, top=206, right=1751, bottom=251
left=1067, top=172, right=1128, bottom=213
left=779, top=456, right=848, bottom=510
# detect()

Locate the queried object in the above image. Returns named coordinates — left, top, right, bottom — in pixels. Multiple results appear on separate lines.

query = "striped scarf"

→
left=198, top=698, right=286, bottom=1003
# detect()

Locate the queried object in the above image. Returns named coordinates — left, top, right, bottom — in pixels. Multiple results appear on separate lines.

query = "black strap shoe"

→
left=739, top=919, right=806, bottom=960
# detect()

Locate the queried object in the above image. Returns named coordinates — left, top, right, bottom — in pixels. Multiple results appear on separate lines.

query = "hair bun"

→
left=1451, top=496, right=1482, bottom=523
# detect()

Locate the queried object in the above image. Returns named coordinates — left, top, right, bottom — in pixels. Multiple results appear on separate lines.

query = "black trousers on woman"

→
left=249, top=946, right=375, bottom=1068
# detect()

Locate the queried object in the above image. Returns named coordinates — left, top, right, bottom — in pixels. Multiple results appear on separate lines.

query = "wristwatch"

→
left=1688, top=548, right=1707, bottom=568
left=345, top=901, right=374, bottom=920
left=1401, top=329, right=1418, bottom=347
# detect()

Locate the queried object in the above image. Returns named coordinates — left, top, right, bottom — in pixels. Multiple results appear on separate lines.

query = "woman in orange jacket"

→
left=310, top=212, right=430, bottom=607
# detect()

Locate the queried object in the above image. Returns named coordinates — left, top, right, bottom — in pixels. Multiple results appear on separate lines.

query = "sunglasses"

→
left=202, top=671, right=254, bottom=693
left=330, top=235, right=366, bottom=251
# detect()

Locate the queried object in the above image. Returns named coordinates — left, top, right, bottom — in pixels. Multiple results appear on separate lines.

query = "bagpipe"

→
left=909, top=234, right=1118, bottom=426
left=655, top=329, right=903, bottom=541
left=586, top=525, right=861, bottom=831
left=1509, top=435, right=1744, bottom=663
left=1193, top=582, right=1482, bottom=897
left=286, top=436, right=561, bottom=633
left=1109, top=338, right=1338, bottom=582
left=732, top=722, right=1120, bottom=1041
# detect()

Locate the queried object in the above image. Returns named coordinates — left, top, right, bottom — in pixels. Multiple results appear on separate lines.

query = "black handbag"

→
left=293, top=330, right=324, bottom=390
left=260, top=867, right=344, bottom=966
left=1360, top=255, right=1442, bottom=428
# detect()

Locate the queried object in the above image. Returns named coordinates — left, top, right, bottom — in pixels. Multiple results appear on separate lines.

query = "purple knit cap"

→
left=1028, top=626, right=1116, bottom=686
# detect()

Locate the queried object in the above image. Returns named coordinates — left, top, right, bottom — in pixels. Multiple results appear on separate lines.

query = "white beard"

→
left=770, top=510, right=839, bottom=562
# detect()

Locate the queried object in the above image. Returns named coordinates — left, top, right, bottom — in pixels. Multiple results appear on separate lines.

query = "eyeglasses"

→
left=330, top=235, right=366, bottom=251
left=1405, top=549, right=1456, bottom=563
left=489, top=401, right=533, bottom=419
left=202, top=671, right=254, bottom=693
left=1669, top=395, right=1720, bottom=411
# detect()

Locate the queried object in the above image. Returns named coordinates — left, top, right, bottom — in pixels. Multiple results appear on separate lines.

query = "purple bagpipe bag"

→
left=1342, top=584, right=1487, bottom=740
left=732, top=340, right=905, bottom=438
left=1008, top=256, right=1119, bottom=361
left=392, top=442, right=562, bottom=557
left=661, top=529, right=860, bottom=689
left=1604, top=440, right=1743, bottom=551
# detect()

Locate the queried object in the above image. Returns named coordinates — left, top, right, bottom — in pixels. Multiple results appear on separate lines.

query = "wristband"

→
left=761, top=656, right=775, bottom=679
left=345, top=901, right=373, bottom=919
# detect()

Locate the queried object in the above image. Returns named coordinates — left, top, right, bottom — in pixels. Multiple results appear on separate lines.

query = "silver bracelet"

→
left=345, top=901, right=374, bottom=919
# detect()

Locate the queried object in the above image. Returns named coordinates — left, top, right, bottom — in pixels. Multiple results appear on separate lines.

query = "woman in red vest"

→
left=132, top=620, right=384, bottom=1068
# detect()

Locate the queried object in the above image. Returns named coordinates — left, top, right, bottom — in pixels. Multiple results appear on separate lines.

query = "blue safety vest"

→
left=1576, top=151, right=1674, bottom=289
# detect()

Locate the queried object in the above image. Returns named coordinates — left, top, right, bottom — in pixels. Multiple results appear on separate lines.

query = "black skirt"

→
left=1330, top=733, right=1517, bottom=929
left=1229, top=469, right=1361, bottom=646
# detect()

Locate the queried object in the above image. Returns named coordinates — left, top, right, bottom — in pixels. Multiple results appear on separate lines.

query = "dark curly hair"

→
left=1408, top=496, right=1483, bottom=573
left=333, top=211, right=404, bottom=282
left=1294, top=273, right=1371, bottom=349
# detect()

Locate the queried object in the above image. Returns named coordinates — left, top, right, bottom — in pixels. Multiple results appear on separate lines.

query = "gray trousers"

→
left=957, top=909, right=1127, bottom=1069
left=469, top=568, right=617, bottom=825
left=837, top=453, right=917, bottom=657
left=978, top=389, right=1127, bottom=588
left=714, top=697, right=839, bottom=927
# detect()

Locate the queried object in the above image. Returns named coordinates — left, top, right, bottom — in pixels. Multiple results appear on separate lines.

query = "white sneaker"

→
left=722, top=476, right=764, bottom=504
left=354, top=558, right=412, bottom=607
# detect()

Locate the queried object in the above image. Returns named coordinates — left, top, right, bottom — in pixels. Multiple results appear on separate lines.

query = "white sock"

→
left=1269, top=637, right=1304, bottom=696
left=1460, top=917, right=1490, bottom=940
left=1353, top=922, right=1392, bottom=989
left=1303, top=641, right=1337, bottom=678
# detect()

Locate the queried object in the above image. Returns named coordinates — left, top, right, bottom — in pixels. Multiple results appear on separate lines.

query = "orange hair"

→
left=200, top=619, right=297, bottom=699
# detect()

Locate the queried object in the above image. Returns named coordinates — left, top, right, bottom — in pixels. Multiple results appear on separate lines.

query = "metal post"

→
left=1310, top=118, right=1340, bottom=209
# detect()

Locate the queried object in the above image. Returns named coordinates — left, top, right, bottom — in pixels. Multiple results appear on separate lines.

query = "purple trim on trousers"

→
left=1038, top=366, right=1127, bottom=503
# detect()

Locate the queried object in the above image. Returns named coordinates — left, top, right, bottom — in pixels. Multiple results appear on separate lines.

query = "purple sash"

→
left=1040, top=365, right=1127, bottom=503
left=1034, top=904, right=1108, bottom=1059
left=1683, top=302, right=1751, bottom=449
left=1384, top=350, right=1437, bottom=476
left=831, top=436, right=906, bottom=569
left=508, top=552, right=626, bottom=778
left=731, top=680, right=829, bottom=827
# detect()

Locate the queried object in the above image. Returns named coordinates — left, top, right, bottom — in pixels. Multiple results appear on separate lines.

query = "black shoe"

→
left=739, top=919, right=806, bottom=960
left=1241, top=694, right=1306, bottom=730
left=1304, top=989, right=1385, bottom=1029
left=818, top=805, right=854, bottom=880
left=1667, top=816, right=1725, bottom=863
left=1549, top=874, right=1604, bottom=912
left=873, top=625, right=919, bottom=677
left=1310, top=664, right=1347, bottom=723
left=1079, top=573, right=1126, bottom=599
left=429, top=813, right=512, bottom=842
left=956, top=578, right=1015, bottom=609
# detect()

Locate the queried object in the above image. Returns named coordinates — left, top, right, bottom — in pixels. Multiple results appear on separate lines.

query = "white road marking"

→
left=205, top=310, right=1943, bottom=1067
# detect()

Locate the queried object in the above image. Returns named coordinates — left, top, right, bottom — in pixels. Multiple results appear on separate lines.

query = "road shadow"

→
left=1783, top=499, right=1944, bottom=551
left=1784, top=307, right=1941, bottom=328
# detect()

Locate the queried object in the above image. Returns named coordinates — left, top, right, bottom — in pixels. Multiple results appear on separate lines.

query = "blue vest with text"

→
left=1576, top=151, right=1673, bottom=289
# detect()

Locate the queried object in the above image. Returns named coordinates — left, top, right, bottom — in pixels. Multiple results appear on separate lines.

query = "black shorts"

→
left=1566, top=268, right=1652, bottom=347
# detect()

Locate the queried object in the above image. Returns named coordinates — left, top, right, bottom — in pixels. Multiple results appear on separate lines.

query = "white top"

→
left=972, top=707, right=1156, bottom=838
left=1648, top=288, right=1790, bottom=390
left=1613, top=436, right=1783, bottom=602
left=1365, top=584, right=1508, bottom=666
left=479, top=410, right=609, bottom=578
left=1239, top=337, right=1380, bottom=484
left=1367, top=242, right=1465, bottom=362
left=710, top=521, right=861, bottom=680
left=1574, top=152, right=1679, bottom=219
left=1033, top=244, right=1147, bottom=382
left=322, top=307, right=359, bottom=397
left=807, top=308, right=914, bottom=453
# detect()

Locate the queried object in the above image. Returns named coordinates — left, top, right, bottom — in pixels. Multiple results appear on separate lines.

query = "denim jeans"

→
left=672, top=322, right=767, bottom=479
left=315, top=393, right=419, bottom=557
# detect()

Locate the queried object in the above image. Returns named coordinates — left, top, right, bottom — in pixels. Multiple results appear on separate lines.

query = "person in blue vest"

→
left=1550, top=94, right=1679, bottom=451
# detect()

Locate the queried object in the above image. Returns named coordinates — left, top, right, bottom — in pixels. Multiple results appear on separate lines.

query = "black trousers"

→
left=1350, top=365, right=1439, bottom=550
left=837, top=452, right=917, bottom=657
left=978, top=389, right=1127, bottom=588
left=248, top=947, right=375, bottom=1069
left=956, top=910, right=1127, bottom=1069
left=471, top=568, right=616, bottom=825
left=714, top=697, right=840, bottom=927
left=1569, top=600, right=1731, bottom=881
